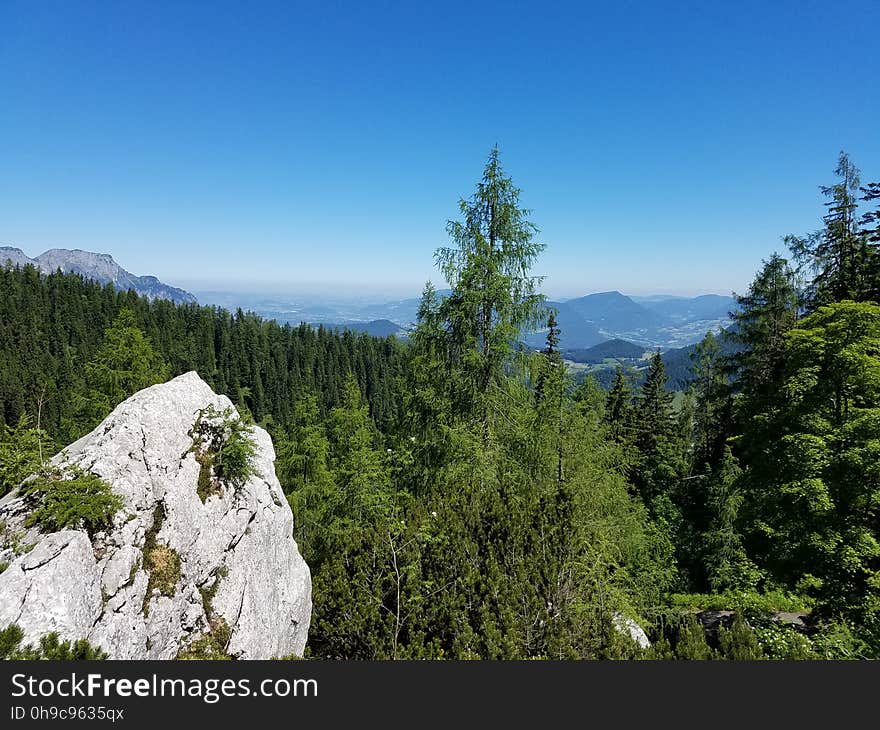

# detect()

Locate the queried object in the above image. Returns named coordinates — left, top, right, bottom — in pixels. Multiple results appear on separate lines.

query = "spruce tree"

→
left=787, top=151, right=871, bottom=306
left=859, top=180, right=880, bottom=301
left=603, top=366, right=633, bottom=444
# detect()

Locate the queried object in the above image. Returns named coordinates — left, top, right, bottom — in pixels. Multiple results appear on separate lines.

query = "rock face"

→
left=0, top=372, right=311, bottom=659
left=0, top=246, right=196, bottom=304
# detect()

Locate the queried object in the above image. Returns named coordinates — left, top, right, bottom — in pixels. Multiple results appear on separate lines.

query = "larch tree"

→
left=433, top=146, right=547, bottom=436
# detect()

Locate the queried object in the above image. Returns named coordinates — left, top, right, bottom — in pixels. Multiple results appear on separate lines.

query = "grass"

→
left=142, top=504, right=181, bottom=614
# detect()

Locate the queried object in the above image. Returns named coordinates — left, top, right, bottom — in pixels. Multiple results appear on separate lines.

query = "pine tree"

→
left=0, top=414, right=53, bottom=496
left=603, top=367, right=633, bottom=444
left=71, top=309, right=170, bottom=437
left=690, top=331, right=732, bottom=471
left=859, top=180, right=880, bottom=301
left=787, top=151, right=871, bottom=306
left=728, top=254, right=799, bottom=405
left=635, top=352, right=675, bottom=456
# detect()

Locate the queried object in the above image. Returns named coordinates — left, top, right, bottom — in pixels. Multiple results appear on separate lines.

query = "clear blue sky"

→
left=1, top=0, right=878, bottom=298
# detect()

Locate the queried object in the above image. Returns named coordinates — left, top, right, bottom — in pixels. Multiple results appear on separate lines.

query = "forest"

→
left=2, top=148, right=880, bottom=659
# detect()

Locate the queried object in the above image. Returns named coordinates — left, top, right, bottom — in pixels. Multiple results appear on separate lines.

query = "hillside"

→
left=564, top=338, right=649, bottom=363
left=1, top=247, right=196, bottom=304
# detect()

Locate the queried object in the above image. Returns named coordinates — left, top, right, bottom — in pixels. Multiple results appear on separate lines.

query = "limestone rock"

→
left=0, top=372, right=311, bottom=659
left=613, top=612, right=651, bottom=649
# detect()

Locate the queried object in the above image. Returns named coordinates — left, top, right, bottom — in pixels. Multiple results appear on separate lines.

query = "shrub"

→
left=674, top=615, right=716, bottom=659
left=0, top=624, right=107, bottom=660
left=175, top=627, right=232, bottom=660
left=23, top=467, right=122, bottom=536
left=187, top=405, right=257, bottom=502
left=717, top=613, right=765, bottom=660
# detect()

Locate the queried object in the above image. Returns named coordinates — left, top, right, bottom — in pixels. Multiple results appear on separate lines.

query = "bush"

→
left=23, top=467, right=122, bottom=536
left=188, top=405, right=257, bottom=502
left=0, top=624, right=107, bottom=660
left=667, top=590, right=810, bottom=615
left=674, top=615, right=716, bottom=659
left=717, top=613, right=765, bottom=659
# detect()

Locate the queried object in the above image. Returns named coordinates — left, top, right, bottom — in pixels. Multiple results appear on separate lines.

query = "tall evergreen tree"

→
left=603, top=367, right=633, bottom=444
left=433, top=146, right=546, bottom=434
left=70, top=309, right=170, bottom=438
left=859, top=180, right=880, bottom=301
left=728, top=254, right=799, bottom=406
left=787, top=151, right=871, bottom=306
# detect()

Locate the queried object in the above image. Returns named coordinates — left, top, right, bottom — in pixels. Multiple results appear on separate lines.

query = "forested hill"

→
left=3, top=148, right=880, bottom=661
left=0, top=265, right=404, bottom=442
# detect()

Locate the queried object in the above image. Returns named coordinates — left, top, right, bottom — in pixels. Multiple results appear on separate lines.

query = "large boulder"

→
left=0, top=372, right=311, bottom=659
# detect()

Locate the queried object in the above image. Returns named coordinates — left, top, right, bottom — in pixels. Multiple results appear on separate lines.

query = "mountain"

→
left=563, top=291, right=668, bottom=333
left=524, top=300, right=605, bottom=350
left=1, top=246, right=196, bottom=304
left=322, top=319, right=405, bottom=338
left=634, top=294, right=736, bottom=323
left=0, top=246, right=33, bottom=268
left=563, top=338, right=650, bottom=364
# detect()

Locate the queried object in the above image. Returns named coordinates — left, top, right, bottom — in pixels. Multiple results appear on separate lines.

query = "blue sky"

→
left=1, top=1, right=878, bottom=298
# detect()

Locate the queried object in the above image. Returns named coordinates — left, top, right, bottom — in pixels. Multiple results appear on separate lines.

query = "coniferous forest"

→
left=3, top=148, right=880, bottom=660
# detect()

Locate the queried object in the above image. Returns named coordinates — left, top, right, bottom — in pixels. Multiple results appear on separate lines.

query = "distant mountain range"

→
left=0, top=246, right=196, bottom=304
left=0, top=245, right=733, bottom=349
left=197, top=287, right=735, bottom=350
left=526, top=291, right=736, bottom=350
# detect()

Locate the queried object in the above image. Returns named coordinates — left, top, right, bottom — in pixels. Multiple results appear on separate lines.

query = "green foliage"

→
left=142, top=505, right=180, bottom=612
left=431, top=146, right=547, bottom=429
left=0, top=624, right=107, bottom=660
left=668, top=590, right=810, bottom=615
left=787, top=151, right=873, bottom=307
left=0, top=264, right=404, bottom=442
left=0, top=624, right=25, bottom=659
left=188, top=405, right=257, bottom=500
left=674, top=616, right=716, bottom=659
left=0, top=414, right=53, bottom=497
left=740, top=301, right=880, bottom=622
left=71, top=309, right=171, bottom=437
left=175, top=628, right=232, bottom=660
left=23, top=467, right=121, bottom=536
left=717, top=613, right=765, bottom=659
left=6, top=151, right=880, bottom=661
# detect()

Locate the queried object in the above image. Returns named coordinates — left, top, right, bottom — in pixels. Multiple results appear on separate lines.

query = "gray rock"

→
left=0, top=372, right=311, bottom=659
left=613, top=612, right=651, bottom=649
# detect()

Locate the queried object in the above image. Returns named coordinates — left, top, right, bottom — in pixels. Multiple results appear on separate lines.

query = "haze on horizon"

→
left=2, top=2, right=878, bottom=301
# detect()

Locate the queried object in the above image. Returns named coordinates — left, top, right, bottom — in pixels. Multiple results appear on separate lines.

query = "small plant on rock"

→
left=0, top=624, right=108, bottom=660
left=23, top=466, right=121, bottom=537
left=187, top=405, right=257, bottom=502
left=142, top=505, right=181, bottom=613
